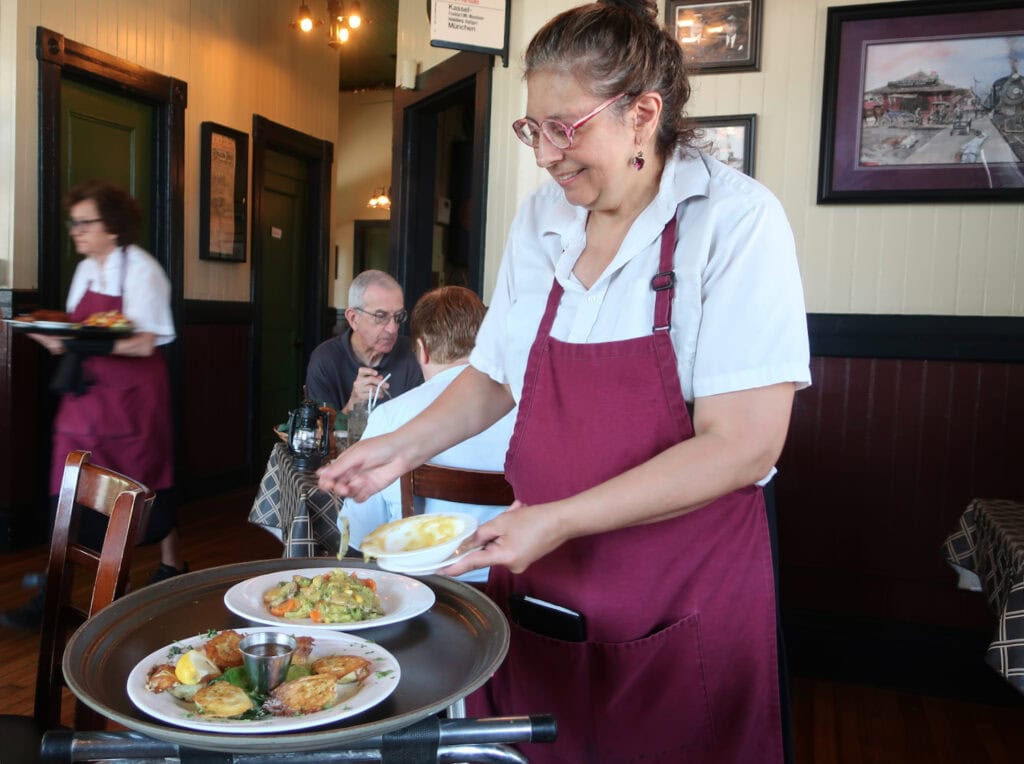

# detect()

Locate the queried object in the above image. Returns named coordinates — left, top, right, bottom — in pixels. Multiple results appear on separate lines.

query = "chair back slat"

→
left=34, top=450, right=154, bottom=730
left=400, top=464, right=514, bottom=518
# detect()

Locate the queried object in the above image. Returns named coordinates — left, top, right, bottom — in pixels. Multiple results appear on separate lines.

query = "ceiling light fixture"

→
left=367, top=187, right=391, bottom=211
left=291, top=2, right=319, bottom=33
left=301, top=1, right=368, bottom=47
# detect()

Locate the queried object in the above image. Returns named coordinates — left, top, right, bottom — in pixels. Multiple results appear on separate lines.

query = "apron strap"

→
left=118, top=247, right=128, bottom=296
left=651, top=215, right=677, bottom=333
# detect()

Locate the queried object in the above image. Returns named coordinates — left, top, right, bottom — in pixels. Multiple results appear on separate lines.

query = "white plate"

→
left=375, top=543, right=483, bottom=577
left=223, top=567, right=435, bottom=631
left=32, top=320, right=76, bottom=330
left=126, top=626, right=400, bottom=734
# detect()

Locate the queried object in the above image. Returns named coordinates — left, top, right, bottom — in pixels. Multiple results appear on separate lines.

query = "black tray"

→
left=6, top=318, right=133, bottom=338
left=63, top=558, right=509, bottom=754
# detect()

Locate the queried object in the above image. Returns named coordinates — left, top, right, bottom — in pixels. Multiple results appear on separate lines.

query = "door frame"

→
left=250, top=115, right=333, bottom=473
left=391, top=52, right=493, bottom=308
left=36, top=27, right=187, bottom=316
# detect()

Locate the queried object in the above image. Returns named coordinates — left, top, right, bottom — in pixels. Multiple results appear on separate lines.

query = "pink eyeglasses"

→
left=512, top=93, right=627, bottom=150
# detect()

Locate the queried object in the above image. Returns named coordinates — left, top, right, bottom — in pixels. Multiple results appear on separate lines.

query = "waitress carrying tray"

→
left=62, top=558, right=511, bottom=755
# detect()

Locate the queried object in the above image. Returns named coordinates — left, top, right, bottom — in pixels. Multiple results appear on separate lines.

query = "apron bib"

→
left=51, top=249, right=173, bottom=495
left=468, top=218, right=783, bottom=764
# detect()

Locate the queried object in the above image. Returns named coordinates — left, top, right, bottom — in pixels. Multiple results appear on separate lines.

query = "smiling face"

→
left=346, top=283, right=405, bottom=363
left=525, top=70, right=644, bottom=213
left=68, top=199, right=118, bottom=261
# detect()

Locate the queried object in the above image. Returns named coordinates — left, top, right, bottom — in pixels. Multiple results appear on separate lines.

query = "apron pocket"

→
left=589, top=614, right=714, bottom=762
left=496, top=614, right=712, bottom=764
left=56, top=384, right=141, bottom=438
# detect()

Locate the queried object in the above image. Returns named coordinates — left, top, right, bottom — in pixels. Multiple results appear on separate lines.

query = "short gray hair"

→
left=348, top=270, right=402, bottom=308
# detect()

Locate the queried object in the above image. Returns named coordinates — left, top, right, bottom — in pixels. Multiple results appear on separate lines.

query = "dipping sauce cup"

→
left=239, top=632, right=297, bottom=694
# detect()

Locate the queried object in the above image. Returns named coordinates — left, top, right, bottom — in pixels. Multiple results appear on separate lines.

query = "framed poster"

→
left=693, top=114, right=756, bottom=176
left=199, top=122, right=248, bottom=261
left=817, top=0, right=1024, bottom=203
left=665, top=0, right=762, bottom=74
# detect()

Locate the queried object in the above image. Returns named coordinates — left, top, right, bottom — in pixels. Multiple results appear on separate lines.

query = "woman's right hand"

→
left=27, top=332, right=66, bottom=355
left=317, top=432, right=406, bottom=502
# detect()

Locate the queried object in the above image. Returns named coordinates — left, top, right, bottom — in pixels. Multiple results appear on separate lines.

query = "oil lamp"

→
left=287, top=399, right=330, bottom=471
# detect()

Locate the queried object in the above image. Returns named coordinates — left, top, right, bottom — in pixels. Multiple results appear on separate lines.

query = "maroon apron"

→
left=50, top=249, right=173, bottom=495
left=467, top=217, right=783, bottom=763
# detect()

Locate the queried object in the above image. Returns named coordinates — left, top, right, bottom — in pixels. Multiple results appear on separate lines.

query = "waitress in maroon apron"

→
left=320, top=3, right=810, bottom=761
left=34, top=181, right=181, bottom=577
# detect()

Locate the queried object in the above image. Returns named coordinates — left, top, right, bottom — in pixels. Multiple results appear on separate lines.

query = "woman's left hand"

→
left=441, top=500, right=569, bottom=576
left=26, top=332, right=67, bottom=355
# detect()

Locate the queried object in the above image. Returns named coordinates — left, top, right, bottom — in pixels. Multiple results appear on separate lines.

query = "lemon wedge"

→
left=174, top=649, right=221, bottom=685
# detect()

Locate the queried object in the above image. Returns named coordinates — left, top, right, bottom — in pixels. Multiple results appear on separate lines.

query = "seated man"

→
left=338, top=286, right=516, bottom=583
left=305, top=270, right=423, bottom=414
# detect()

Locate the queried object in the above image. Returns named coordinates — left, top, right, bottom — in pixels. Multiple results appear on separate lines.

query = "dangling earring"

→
left=631, top=150, right=645, bottom=171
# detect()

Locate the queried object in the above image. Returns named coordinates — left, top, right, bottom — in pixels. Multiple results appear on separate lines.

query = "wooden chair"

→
left=400, top=463, right=514, bottom=518
left=1, top=450, right=154, bottom=762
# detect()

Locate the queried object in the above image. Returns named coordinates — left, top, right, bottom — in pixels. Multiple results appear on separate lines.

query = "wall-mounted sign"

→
left=429, top=0, right=510, bottom=67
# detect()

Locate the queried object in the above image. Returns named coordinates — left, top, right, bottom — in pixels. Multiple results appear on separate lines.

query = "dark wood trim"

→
left=808, top=313, right=1024, bottom=362
left=250, top=115, right=333, bottom=479
left=35, top=26, right=187, bottom=312
left=0, top=289, right=43, bottom=318
left=181, top=299, right=253, bottom=325
left=391, top=52, right=493, bottom=306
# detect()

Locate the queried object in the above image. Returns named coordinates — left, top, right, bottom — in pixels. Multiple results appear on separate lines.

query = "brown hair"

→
left=524, top=0, right=694, bottom=157
left=410, top=286, right=486, bottom=365
left=65, top=180, right=143, bottom=247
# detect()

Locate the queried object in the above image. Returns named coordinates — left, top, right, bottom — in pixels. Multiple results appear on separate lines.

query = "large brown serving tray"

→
left=63, top=558, right=509, bottom=754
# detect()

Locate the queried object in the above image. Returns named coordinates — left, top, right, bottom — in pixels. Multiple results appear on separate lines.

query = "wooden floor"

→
left=2, top=487, right=1024, bottom=762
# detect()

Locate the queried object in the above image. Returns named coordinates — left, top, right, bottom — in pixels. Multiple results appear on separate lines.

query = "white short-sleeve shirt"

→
left=66, top=244, right=176, bottom=345
left=470, top=149, right=811, bottom=404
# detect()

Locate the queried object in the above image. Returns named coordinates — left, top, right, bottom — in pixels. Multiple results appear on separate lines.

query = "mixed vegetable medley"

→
left=262, top=569, right=385, bottom=624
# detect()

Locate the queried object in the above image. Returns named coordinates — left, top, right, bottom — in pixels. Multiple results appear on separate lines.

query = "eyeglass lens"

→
left=358, top=308, right=407, bottom=325
left=66, top=218, right=103, bottom=231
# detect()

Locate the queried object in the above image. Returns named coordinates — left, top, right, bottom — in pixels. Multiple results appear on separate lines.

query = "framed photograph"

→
left=665, top=0, right=762, bottom=74
left=818, top=0, right=1024, bottom=204
left=693, top=114, right=756, bottom=176
left=199, top=122, right=248, bottom=261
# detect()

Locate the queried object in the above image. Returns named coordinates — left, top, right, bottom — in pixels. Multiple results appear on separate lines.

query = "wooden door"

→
left=257, top=151, right=309, bottom=458
left=59, top=79, right=155, bottom=298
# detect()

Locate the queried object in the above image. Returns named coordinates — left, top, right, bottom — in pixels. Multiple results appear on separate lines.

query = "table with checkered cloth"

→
left=942, top=498, right=1024, bottom=694
left=248, top=443, right=342, bottom=558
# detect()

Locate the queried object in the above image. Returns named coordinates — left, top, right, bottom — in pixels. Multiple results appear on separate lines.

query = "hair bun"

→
left=599, top=0, right=657, bottom=21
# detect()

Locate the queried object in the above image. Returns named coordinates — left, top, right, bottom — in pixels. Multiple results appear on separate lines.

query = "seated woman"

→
left=337, top=286, right=515, bottom=584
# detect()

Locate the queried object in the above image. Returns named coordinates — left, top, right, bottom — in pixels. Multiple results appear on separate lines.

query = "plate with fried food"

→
left=223, top=567, right=435, bottom=632
left=126, top=626, right=400, bottom=733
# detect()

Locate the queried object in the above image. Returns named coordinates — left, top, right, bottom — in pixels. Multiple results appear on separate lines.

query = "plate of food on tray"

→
left=223, top=567, right=435, bottom=631
left=5, top=309, right=134, bottom=336
left=126, top=626, right=400, bottom=733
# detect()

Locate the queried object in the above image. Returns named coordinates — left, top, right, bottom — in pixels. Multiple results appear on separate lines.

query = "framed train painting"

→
left=817, top=0, right=1024, bottom=203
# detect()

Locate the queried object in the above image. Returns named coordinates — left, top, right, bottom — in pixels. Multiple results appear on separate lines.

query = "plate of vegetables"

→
left=223, top=567, right=435, bottom=631
left=127, top=627, right=400, bottom=733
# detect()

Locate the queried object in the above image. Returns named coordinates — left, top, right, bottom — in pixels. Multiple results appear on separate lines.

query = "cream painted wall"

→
left=334, top=89, right=394, bottom=308
left=393, top=0, right=1023, bottom=316
left=0, top=0, right=340, bottom=302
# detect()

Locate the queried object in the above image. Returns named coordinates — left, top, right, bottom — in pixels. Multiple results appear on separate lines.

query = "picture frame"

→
left=692, top=114, right=756, bottom=176
left=665, top=0, right=762, bottom=74
left=817, top=0, right=1024, bottom=204
left=199, top=121, right=249, bottom=261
